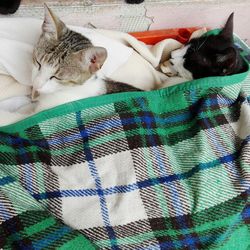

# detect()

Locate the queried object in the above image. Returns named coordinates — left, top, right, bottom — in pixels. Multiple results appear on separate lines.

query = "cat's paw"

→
left=160, top=60, right=178, bottom=77
left=0, top=95, right=32, bottom=113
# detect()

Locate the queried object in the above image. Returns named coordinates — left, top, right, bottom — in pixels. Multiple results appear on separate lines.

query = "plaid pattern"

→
left=0, top=172, right=95, bottom=249
left=1, top=42, right=250, bottom=249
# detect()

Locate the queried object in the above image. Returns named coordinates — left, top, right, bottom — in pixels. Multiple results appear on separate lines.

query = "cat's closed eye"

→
left=49, top=75, right=78, bottom=85
left=34, top=58, right=41, bottom=70
left=50, top=76, right=61, bottom=81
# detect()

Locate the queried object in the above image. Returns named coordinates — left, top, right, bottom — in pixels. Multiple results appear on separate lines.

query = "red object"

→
left=129, top=27, right=200, bottom=45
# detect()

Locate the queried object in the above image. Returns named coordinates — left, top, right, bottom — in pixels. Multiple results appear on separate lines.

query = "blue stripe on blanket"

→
left=76, top=111, right=119, bottom=250
left=33, top=136, right=250, bottom=202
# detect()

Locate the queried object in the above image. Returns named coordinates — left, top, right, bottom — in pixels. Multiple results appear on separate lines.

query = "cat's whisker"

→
left=190, top=46, right=196, bottom=52
left=197, top=37, right=208, bottom=51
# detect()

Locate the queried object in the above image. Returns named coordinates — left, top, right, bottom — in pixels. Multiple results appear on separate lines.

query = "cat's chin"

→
left=34, top=79, right=64, bottom=95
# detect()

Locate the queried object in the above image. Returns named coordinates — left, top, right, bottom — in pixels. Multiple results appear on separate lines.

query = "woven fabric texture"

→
left=0, top=43, right=250, bottom=249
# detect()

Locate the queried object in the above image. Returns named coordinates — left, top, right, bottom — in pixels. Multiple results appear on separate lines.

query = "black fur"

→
left=125, top=0, right=144, bottom=4
left=0, top=0, right=21, bottom=14
left=105, top=80, right=142, bottom=94
left=183, top=13, right=247, bottom=79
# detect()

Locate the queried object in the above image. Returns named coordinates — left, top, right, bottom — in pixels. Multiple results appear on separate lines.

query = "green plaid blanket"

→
left=0, top=40, right=250, bottom=249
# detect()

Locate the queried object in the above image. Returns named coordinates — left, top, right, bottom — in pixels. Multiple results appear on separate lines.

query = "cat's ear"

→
left=43, top=3, right=67, bottom=39
left=74, top=47, right=107, bottom=73
left=216, top=47, right=236, bottom=68
left=87, top=47, right=107, bottom=73
left=220, top=12, right=234, bottom=41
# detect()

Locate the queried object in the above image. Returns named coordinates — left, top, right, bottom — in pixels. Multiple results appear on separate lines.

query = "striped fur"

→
left=32, top=4, right=141, bottom=98
left=0, top=6, right=141, bottom=114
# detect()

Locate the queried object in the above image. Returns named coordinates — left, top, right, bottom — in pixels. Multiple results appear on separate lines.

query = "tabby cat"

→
left=0, top=4, right=141, bottom=113
left=32, top=4, right=141, bottom=99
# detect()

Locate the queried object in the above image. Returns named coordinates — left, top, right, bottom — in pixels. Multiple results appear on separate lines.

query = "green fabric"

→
left=0, top=170, right=96, bottom=249
left=0, top=33, right=249, bottom=250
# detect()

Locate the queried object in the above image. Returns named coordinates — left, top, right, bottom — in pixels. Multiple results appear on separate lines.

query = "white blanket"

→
left=0, top=18, right=206, bottom=126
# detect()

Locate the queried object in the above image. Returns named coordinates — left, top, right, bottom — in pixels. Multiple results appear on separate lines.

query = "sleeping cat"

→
left=32, top=4, right=141, bottom=99
left=166, top=13, right=247, bottom=80
left=0, top=4, right=141, bottom=113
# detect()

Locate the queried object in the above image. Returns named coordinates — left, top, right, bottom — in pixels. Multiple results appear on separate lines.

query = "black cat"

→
left=0, top=0, right=21, bottom=14
left=169, top=13, right=247, bottom=80
left=184, top=13, right=246, bottom=79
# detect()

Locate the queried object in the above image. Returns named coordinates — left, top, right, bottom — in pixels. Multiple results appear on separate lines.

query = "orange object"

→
left=129, top=27, right=200, bottom=45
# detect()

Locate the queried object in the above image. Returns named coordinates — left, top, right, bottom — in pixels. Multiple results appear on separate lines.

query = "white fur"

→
left=171, top=45, right=190, bottom=58
left=0, top=75, right=107, bottom=114
left=38, top=79, right=63, bottom=94
left=35, top=75, right=107, bottom=112
left=161, top=45, right=193, bottom=81
left=160, top=60, right=178, bottom=76
left=32, top=63, right=59, bottom=93
left=0, top=96, right=31, bottom=112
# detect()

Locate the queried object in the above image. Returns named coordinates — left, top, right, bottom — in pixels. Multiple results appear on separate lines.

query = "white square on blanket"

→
left=63, top=196, right=105, bottom=229
left=95, top=150, right=136, bottom=188
left=106, top=190, right=147, bottom=227
left=52, top=163, right=106, bottom=229
left=52, top=151, right=148, bottom=229
left=95, top=151, right=148, bottom=226
left=51, top=163, right=95, bottom=190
